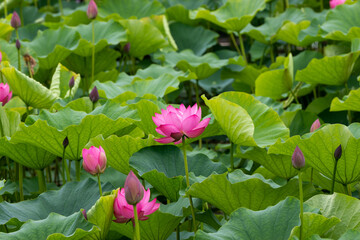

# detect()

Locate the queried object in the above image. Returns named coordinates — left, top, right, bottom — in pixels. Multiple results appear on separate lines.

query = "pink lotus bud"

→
left=334, top=144, right=342, bottom=161
left=82, top=146, right=107, bottom=175
left=69, top=76, right=75, bottom=89
left=330, top=0, right=345, bottom=8
left=292, top=146, right=305, bottom=170
left=310, top=119, right=321, bottom=132
left=152, top=104, right=211, bottom=144
left=87, top=0, right=98, bottom=19
left=11, top=11, right=21, bottom=29
left=124, top=171, right=144, bottom=205
left=16, top=39, right=21, bottom=50
left=123, top=43, right=130, bottom=54
left=82, top=209, right=87, bottom=220
left=89, top=86, right=99, bottom=103
left=0, top=83, right=13, bottom=106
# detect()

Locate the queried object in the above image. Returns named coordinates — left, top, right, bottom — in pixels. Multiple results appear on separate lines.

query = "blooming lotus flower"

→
left=87, top=0, right=98, bottom=19
left=124, top=171, right=144, bottom=205
left=152, top=104, right=211, bottom=144
left=292, top=146, right=305, bottom=170
left=310, top=119, right=321, bottom=132
left=113, top=188, right=160, bottom=223
left=82, top=146, right=107, bottom=175
left=0, top=83, right=12, bottom=106
left=330, top=0, right=345, bottom=8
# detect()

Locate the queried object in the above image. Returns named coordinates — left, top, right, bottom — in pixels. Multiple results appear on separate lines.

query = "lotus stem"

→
left=17, top=47, right=21, bottom=72
left=36, top=169, right=46, bottom=193
left=58, top=0, right=63, bottom=16
left=320, top=0, right=323, bottom=11
left=4, top=0, right=7, bottom=17
left=347, top=184, right=352, bottom=196
left=75, top=160, right=81, bottom=181
left=229, top=32, right=241, bottom=56
left=310, top=167, right=313, bottom=185
left=238, top=33, right=247, bottom=64
left=284, top=0, right=289, bottom=10
left=62, top=148, right=71, bottom=183
left=133, top=204, right=141, bottom=240
left=6, top=157, right=11, bottom=180
left=19, top=164, right=24, bottom=201
left=230, top=142, right=234, bottom=171
left=26, top=60, right=33, bottom=78
left=176, top=226, right=180, bottom=240
left=298, top=171, right=304, bottom=240
left=91, top=21, right=95, bottom=86
left=97, top=173, right=102, bottom=196
left=194, top=79, right=203, bottom=149
left=331, top=158, right=339, bottom=194
left=34, top=0, right=38, bottom=8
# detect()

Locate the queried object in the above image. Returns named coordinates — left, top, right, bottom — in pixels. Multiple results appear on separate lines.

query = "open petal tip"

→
left=155, top=137, right=175, bottom=144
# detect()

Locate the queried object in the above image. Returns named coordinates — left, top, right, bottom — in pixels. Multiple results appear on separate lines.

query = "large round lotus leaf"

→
left=330, top=88, right=360, bottom=112
left=23, top=27, right=81, bottom=69
left=130, top=145, right=227, bottom=201
left=119, top=19, right=167, bottom=59
left=1, top=63, right=57, bottom=109
left=269, top=124, right=360, bottom=184
left=170, top=22, right=219, bottom=56
left=98, top=0, right=165, bottom=19
left=11, top=102, right=138, bottom=160
left=134, top=64, right=196, bottom=82
left=158, top=49, right=229, bottom=80
left=189, top=0, right=265, bottom=32
left=203, top=92, right=289, bottom=147
left=0, top=17, right=13, bottom=41
left=321, top=1, right=360, bottom=41
left=0, top=212, right=99, bottom=240
left=295, top=52, right=360, bottom=86
left=72, top=20, right=127, bottom=57
left=195, top=197, right=301, bottom=240
left=187, top=170, right=315, bottom=215
left=87, top=134, right=157, bottom=174
left=49, top=64, right=80, bottom=99
left=306, top=193, right=360, bottom=239
left=0, top=106, right=20, bottom=137
left=0, top=178, right=113, bottom=225
left=51, top=97, right=93, bottom=113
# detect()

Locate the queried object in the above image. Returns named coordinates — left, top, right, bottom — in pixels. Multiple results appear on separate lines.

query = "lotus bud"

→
left=87, top=0, right=98, bottom=19
left=310, top=119, right=321, bottom=132
left=292, top=146, right=305, bottom=170
left=69, top=76, right=75, bottom=89
left=0, top=51, right=2, bottom=63
left=0, top=83, right=13, bottom=106
left=11, top=11, right=21, bottom=29
left=123, top=43, right=130, bottom=54
left=63, top=136, right=69, bottom=149
left=89, top=86, right=99, bottom=103
left=124, top=171, right=144, bottom=205
left=82, top=146, right=107, bottom=175
left=82, top=209, right=87, bottom=220
left=16, top=39, right=21, bottom=50
left=334, top=144, right=342, bottom=161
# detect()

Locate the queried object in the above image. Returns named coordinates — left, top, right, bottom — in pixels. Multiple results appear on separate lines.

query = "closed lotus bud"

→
left=82, top=146, right=107, bottom=175
left=334, top=144, right=342, bottom=161
left=11, top=11, right=21, bottom=29
left=292, top=146, right=305, bottom=170
left=63, top=136, right=69, bottom=149
left=69, top=76, right=75, bottom=89
left=89, top=86, right=99, bottom=103
left=82, top=209, right=87, bottom=220
left=310, top=119, right=321, bottom=132
left=124, top=170, right=144, bottom=205
left=123, top=43, right=130, bottom=54
left=16, top=39, right=21, bottom=50
left=87, top=0, right=98, bottom=19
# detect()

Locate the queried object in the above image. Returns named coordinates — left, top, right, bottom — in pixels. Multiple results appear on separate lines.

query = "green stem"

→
left=176, top=226, right=180, bottom=240
left=347, top=184, right=352, bottom=196
left=284, top=0, right=289, bottom=11
left=290, top=89, right=300, bottom=104
left=194, top=79, right=203, bottom=149
left=310, top=168, right=313, bottom=185
left=331, top=159, right=339, bottom=194
left=19, top=0, right=23, bottom=25
left=4, top=0, right=7, bottom=17
left=19, top=164, right=24, bottom=201
left=63, top=149, right=71, bottom=183
left=97, top=173, right=102, bottom=196
left=133, top=204, right=141, bottom=240
left=230, top=142, right=234, bottom=171
left=17, top=48, right=21, bottom=72
left=6, top=157, right=12, bottom=180
left=58, top=0, right=63, bottom=15
left=36, top=169, right=46, bottom=193
left=229, top=32, right=241, bottom=56
left=91, top=21, right=95, bottom=86
left=26, top=61, right=33, bottom=78
left=34, top=0, right=38, bottom=8
left=312, top=87, right=317, bottom=99
left=46, top=166, right=52, bottom=182
left=299, top=171, right=304, bottom=240
left=270, top=45, right=275, bottom=63
left=47, top=0, right=50, bottom=8
left=320, top=0, right=323, bottom=11
left=0, top=72, right=3, bottom=83
left=75, top=160, right=80, bottom=181
left=238, top=33, right=247, bottom=64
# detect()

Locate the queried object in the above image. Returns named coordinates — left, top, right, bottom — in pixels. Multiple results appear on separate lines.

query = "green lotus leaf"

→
left=0, top=178, right=113, bottom=225
left=51, top=97, right=93, bottom=113
left=135, top=64, right=196, bottom=82
left=0, top=16, right=13, bottom=41
left=339, top=230, right=360, bottom=240
left=72, top=20, right=127, bottom=57
left=306, top=193, right=360, bottom=239
left=0, top=106, right=20, bottom=137
left=1, top=63, right=57, bottom=109
left=98, top=0, right=165, bottom=19
left=189, top=0, right=265, bottom=32
left=255, top=53, right=294, bottom=99
left=11, top=102, right=138, bottom=160
left=119, top=19, right=167, bottom=59
left=87, top=134, right=157, bottom=174
left=269, top=124, right=360, bottom=184
left=321, top=1, right=360, bottom=41
left=49, top=64, right=80, bottom=99
left=295, top=52, right=360, bottom=86
left=23, top=27, right=81, bottom=69
left=195, top=197, right=302, bottom=240
left=0, top=212, right=99, bottom=239
left=158, top=49, right=229, bottom=80
left=87, top=190, right=117, bottom=240
left=203, top=92, right=289, bottom=147
left=224, top=64, right=266, bottom=90
left=187, top=170, right=315, bottom=215
left=239, top=147, right=297, bottom=179
left=170, top=22, right=219, bottom=55
left=330, top=88, right=360, bottom=112
left=130, top=145, right=227, bottom=202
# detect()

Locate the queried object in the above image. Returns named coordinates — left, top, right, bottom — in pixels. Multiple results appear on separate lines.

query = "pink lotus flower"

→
left=0, top=83, right=12, bottom=106
left=113, top=188, right=160, bottom=223
left=0, top=51, right=2, bottom=62
left=152, top=104, right=211, bottom=144
left=87, top=0, right=98, bottom=19
left=330, top=0, right=345, bottom=8
left=82, top=146, right=107, bottom=175
left=310, top=119, right=321, bottom=132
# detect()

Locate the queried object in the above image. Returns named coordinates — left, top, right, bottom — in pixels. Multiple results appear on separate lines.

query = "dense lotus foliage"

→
left=1, top=0, right=360, bottom=239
